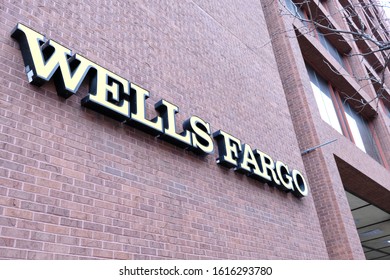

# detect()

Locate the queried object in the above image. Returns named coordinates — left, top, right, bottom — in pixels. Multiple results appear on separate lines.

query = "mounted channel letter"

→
left=275, top=161, right=294, bottom=192
left=236, top=143, right=262, bottom=175
left=155, top=99, right=192, bottom=149
left=11, top=23, right=93, bottom=98
left=213, top=130, right=242, bottom=168
left=127, top=83, right=163, bottom=136
left=81, top=66, right=131, bottom=122
left=183, top=116, right=214, bottom=155
left=254, top=150, right=281, bottom=187
left=291, top=169, right=309, bottom=198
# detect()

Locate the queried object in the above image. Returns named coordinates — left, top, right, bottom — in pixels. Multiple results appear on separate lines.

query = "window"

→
left=306, top=64, right=343, bottom=134
left=284, top=0, right=306, bottom=21
left=306, top=64, right=384, bottom=164
left=342, top=102, right=381, bottom=162
left=342, top=0, right=366, bottom=31
left=316, top=29, right=346, bottom=69
left=384, top=104, right=390, bottom=118
left=285, top=0, right=347, bottom=70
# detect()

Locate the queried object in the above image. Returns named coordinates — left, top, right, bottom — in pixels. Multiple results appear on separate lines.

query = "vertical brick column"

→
left=261, top=0, right=365, bottom=259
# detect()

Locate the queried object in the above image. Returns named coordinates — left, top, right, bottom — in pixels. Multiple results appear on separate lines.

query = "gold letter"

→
left=128, top=83, right=163, bottom=136
left=213, top=130, right=242, bottom=168
left=82, top=66, right=130, bottom=122
left=291, top=170, right=309, bottom=198
left=155, top=99, right=192, bottom=148
left=183, top=116, right=214, bottom=155
left=237, top=144, right=262, bottom=177
left=275, top=161, right=294, bottom=192
left=255, top=150, right=281, bottom=186
left=11, top=23, right=92, bottom=98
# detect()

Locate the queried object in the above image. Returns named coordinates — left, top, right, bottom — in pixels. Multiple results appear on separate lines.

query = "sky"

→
left=381, top=0, right=390, bottom=19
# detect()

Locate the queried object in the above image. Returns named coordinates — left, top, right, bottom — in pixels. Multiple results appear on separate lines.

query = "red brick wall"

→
left=0, top=0, right=328, bottom=259
left=262, top=0, right=390, bottom=259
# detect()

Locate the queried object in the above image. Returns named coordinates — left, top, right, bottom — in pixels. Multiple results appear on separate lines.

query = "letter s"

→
left=184, top=116, right=214, bottom=155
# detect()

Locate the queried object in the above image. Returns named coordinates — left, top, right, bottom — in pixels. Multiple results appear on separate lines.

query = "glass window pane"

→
left=317, top=30, right=328, bottom=49
left=296, top=7, right=306, bottom=20
left=357, top=120, right=379, bottom=160
left=311, top=81, right=331, bottom=123
left=344, top=108, right=366, bottom=152
left=284, top=0, right=306, bottom=23
left=306, top=64, right=316, bottom=81
left=316, top=29, right=346, bottom=69
left=327, top=43, right=346, bottom=68
left=306, top=64, right=343, bottom=134
left=343, top=102, right=381, bottom=162
left=321, top=90, right=343, bottom=134
left=285, top=0, right=296, bottom=14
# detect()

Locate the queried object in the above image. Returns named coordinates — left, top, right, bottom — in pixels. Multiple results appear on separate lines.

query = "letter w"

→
left=11, top=23, right=93, bottom=98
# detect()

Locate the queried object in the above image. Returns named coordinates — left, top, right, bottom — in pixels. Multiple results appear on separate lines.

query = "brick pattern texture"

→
left=0, top=0, right=329, bottom=259
left=262, top=0, right=390, bottom=259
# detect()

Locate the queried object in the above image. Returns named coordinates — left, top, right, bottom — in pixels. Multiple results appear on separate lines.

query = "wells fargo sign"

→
left=11, top=23, right=308, bottom=198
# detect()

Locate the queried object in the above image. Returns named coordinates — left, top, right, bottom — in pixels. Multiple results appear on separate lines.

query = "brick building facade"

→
left=0, top=0, right=389, bottom=259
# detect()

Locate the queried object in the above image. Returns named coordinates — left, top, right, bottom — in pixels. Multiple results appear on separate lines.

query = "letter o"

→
left=291, top=170, right=309, bottom=198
